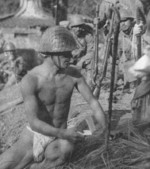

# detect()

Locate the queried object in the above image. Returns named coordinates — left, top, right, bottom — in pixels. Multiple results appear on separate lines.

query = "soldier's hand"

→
left=65, top=127, right=85, bottom=143
left=133, top=23, right=143, bottom=35
left=94, top=17, right=100, bottom=25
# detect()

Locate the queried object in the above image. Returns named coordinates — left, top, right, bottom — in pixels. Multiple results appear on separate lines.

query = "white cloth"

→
left=129, top=54, right=150, bottom=78
left=27, top=126, right=55, bottom=162
left=133, top=54, right=150, bottom=71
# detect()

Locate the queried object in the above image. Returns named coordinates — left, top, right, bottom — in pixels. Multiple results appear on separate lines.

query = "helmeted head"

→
left=120, top=8, right=134, bottom=22
left=69, top=15, right=86, bottom=37
left=40, top=26, right=77, bottom=53
left=39, top=26, right=77, bottom=69
left=120, top=8, right=135, bottom=34
left=69, top=15, right=85, bottom=28
left=3, top=42, right=17, bottom=61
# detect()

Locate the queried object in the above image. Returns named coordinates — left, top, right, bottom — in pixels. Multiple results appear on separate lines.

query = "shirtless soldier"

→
left=0, top=26, right=106, bottom=169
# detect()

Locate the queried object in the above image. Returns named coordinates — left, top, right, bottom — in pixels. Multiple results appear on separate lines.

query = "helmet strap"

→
left=51, top=55, right=61, bottom=70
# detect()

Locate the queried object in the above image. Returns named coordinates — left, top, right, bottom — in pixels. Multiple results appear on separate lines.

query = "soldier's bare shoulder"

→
left=21, top=65, right=42, bottom=90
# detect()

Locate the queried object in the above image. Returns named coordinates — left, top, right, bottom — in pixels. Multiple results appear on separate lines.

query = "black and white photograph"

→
left=0, top=0, right=150, bottom=168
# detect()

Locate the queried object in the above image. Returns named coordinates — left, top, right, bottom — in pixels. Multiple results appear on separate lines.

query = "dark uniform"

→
left=118, top=8, right=136, bottom=89
left=2, top=43, right=36, bottom=88
left=131, top=0, right=150, bottom=123
left=69, top=15, right=95, bottom=87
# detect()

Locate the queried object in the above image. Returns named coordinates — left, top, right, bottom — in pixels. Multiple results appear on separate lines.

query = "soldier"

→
left=130, top=0, right=150, bottom=123
left=69, top=14, right=95, bottom=87
left=133, top=0, right=150, bottom=45
left=129, top=45, right=150, bottom=123
left=0, top=42, right=17, bottom=87
left=0, top=26, right=106, bottom=169
left=2, top=43, right=35, bottom=88
left=0, top=42, right=16, bottom=70
left=118, top=8, right=136, bottom=91
left=2, top=42, right=28, bottom=87
left=94, top=4, right=136, bottom=93
left=69, top=15, right=87, bottom=64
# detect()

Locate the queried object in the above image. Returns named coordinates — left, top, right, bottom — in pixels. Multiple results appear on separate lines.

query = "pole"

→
left=106, top=6, right=120, bottom=149
left=93, top=9, right=115, bottom=99
left=92, top=4, right=99, bottom=98
left=55, top=0, right=59, bottom=25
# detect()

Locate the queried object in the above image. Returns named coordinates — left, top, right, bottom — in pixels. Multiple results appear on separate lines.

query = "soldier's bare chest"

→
left=38, top=75, right=74, bottom=104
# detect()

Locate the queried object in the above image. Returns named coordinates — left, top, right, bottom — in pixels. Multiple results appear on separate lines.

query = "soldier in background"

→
left=94, top=3, right=136, bottom=93
left=2, top=42, right=30, bottom=88
left=69, top=15, right=95, bottom=87
left=69, top=15, right=87, bottom=64
left=129, top=0, right=150, bottom=124
left=130, top=45, right=150, bottom=124
left=0, top=42, right=17, bottom=87
left=0, top=42, right=15, bottom=70
left=118, top=8, right=136, bottom=92
left=133, top=0, right=150, bottom=45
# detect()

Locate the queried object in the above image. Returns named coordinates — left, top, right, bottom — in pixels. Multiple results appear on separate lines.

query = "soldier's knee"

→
left=44, top=139, right=74, bottom=162
left=44, top=140, right=60, bottom=161
left=59, top=140, right=74, bottom=159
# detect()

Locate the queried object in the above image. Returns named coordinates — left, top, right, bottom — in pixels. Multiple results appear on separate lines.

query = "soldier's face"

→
left=72, top=25, right=84, bottom=36
left=72, top=26, right=80, bottom=35
left=54, top=52, right=72, bottom=69
left=120, top=19, right=133, bottom=34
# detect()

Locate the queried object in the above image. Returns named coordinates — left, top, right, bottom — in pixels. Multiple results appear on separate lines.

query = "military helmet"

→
left=59, top=20, right=70, bottom=28
left=69, top=15, right=85, bottom=27
left=3, top=42, right=16, bottom=52
left=120, top=8, right=134, bottom=21
left=39, top=26, right=77, bottom=53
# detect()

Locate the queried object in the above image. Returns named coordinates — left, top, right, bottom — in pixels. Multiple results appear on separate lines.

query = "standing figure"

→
left=118, top=8, right=136, bottom=91
left=129, top=0, right=150, bottom=123
left=130, top=45, right=150, bottom=123
left=2, top=42, right=18, bottom=87
left=69, top=14, right=95, bottom=87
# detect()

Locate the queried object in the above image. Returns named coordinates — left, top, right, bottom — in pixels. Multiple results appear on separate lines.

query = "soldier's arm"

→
left=72, top=38, right=87, bottom=59
left=21, top=74, right=84, bottom=143
left=76, top=73, right=106, bottom=132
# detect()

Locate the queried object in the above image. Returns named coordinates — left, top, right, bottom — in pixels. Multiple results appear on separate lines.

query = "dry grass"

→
left=55, top=121, right=150, bottom=169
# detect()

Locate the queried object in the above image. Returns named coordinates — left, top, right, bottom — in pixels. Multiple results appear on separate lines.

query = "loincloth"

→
left=27, top=126, right=55, bottom=162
